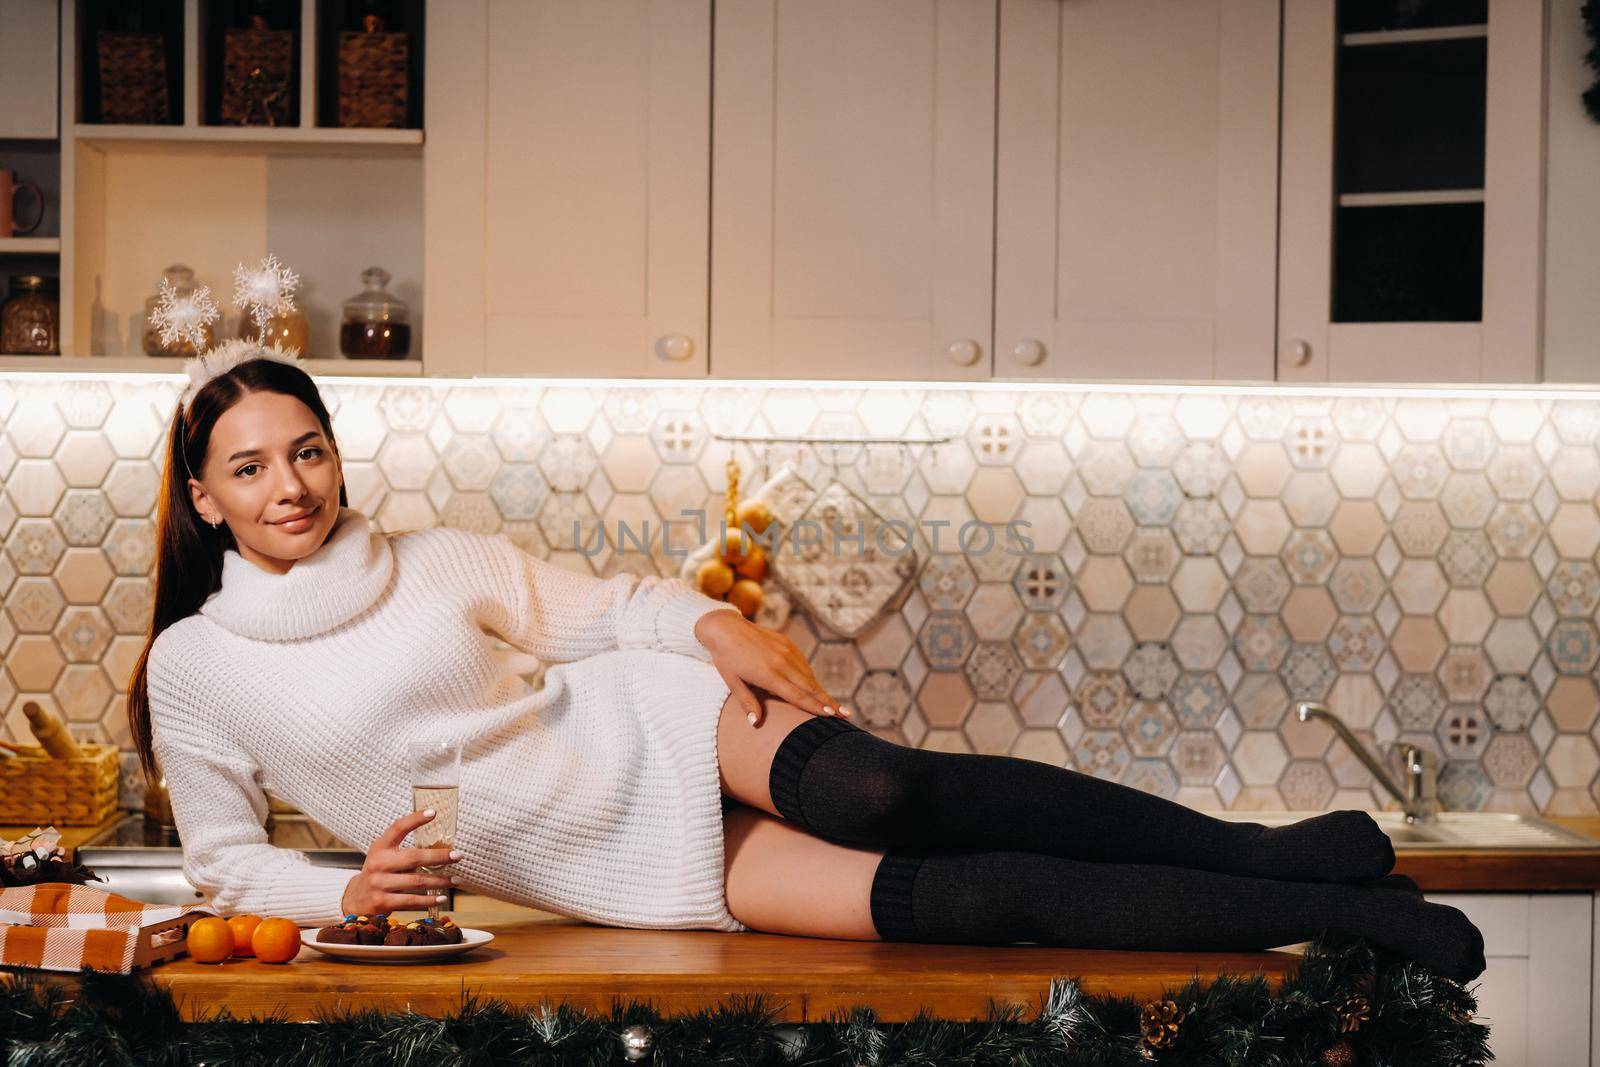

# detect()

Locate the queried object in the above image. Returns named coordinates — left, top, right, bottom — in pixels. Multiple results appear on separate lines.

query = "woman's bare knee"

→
left=716, top=690, right=820, bottom=816
left=723, top=802, right=882, bottom=940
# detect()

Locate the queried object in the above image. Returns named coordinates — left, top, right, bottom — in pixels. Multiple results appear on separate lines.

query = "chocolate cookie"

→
left=318, top=913, right=391, bottom=944
left=383, top=916, right=464, bottom=946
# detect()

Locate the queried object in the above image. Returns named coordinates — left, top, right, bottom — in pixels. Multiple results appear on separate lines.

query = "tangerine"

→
left=186, top=916, right=234, bottom=963
left=726, top=578, right=763, bottom=618
left=251, top=917, right=302, bottom=964
left=227, top=914, right=263, bottom=957
left=696, top=558, right=735, bottom=598
left=720, top=528, right=749, bottom=566
left=734, top=499, right=773, bottom=535
left=734, top=545, right=768, bottom=581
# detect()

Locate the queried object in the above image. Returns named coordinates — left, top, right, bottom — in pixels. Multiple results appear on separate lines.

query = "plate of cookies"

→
left=300, top=914, right=494, bottom=962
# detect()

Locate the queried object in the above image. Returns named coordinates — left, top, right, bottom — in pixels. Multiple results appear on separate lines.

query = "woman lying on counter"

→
left=125, top=348, right=1485, bottom=984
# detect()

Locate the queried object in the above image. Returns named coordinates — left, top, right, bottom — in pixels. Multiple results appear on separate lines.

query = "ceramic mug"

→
left=0, top=170, right=45, bottom=238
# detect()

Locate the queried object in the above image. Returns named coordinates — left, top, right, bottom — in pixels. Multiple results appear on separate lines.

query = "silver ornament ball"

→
left=620, top=1023, right=654, bottom=1061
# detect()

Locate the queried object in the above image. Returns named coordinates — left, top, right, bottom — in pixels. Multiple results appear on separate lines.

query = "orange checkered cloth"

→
left=0, top=883, right=216, bottom=974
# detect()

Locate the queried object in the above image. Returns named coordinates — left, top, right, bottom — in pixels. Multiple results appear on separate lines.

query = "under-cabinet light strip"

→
left=9, top=371, right=1600, bottom=403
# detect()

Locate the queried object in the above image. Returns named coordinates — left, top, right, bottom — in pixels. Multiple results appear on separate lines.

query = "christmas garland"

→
left=0, top=935, right=1489, bottom=1066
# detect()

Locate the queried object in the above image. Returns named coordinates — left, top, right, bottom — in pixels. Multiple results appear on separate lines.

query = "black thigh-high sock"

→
left=769, top=716, right=1395, bottom=884
left=868, top=848, right=1486, bottom=983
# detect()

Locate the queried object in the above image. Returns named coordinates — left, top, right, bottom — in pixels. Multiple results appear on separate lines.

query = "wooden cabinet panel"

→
left=426, top=0, right=710, bottom=378
left=0, top=0, right=58, bottom=139
left=1431, top=892, right=1594, bottom=1066
left=1276, top=0, right=1544, bottom=384
left=1539, top=0, right=1600, bottom=383
left=994, top=0, right=1278, bottom=380
left=711, top=0, right=995, bottom=380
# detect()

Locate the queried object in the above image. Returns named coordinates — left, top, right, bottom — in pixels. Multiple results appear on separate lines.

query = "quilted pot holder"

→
left=770, top=478, right=919, bottom=638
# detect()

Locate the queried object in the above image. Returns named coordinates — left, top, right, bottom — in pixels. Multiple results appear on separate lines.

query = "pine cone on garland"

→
left=1335, top=991, right=1372, bottom=1034
left=1138, top=998, right=1184, bottom=1052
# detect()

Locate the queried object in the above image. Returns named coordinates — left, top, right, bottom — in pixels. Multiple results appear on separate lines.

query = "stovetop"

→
left=73, top=812, right=366, bottom=906
left=81, top=811, right=360, bottom=852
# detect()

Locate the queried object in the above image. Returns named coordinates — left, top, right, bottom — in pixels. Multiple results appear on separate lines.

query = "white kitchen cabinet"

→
left=0, top=0, right=58, bottom=139
left=442, top=0, right=1274, bottom=384
left=993, top=0, right=1279, bottom=381
left=1428, top=892, right=1594, bottom=1066
left=1541, top=0, right=1600, bottom=383
left=424, top=0, right=711, bottom=379
left=1276, top=0, right=1545, bottom=384
left=424, top=0, right=1568, bottom=385
left=709, top=0, right=996, bottom=381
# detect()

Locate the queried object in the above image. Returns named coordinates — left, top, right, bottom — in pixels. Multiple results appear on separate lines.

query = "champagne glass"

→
left=407, top=740, right=461, bottom=922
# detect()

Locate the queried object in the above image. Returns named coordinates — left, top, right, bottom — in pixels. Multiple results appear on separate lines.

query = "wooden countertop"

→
left=1545, top=814, right=1600, bottom=840
left=1390, top=814, right=1600, bottom=891
left=10, top=811, right=1599, bottom=1023
left=131, top=920, right=1307, bottom=1023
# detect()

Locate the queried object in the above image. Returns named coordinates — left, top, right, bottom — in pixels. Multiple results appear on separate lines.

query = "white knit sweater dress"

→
left=144, top=505, right=750, bottom=932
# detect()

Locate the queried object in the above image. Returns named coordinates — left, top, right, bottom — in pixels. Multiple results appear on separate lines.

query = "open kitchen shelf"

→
left=2, top=1, right=426, bottom=365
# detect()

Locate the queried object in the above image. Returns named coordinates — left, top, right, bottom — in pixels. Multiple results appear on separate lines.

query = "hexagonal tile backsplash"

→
left=4, top=377, right=1600, bottom=818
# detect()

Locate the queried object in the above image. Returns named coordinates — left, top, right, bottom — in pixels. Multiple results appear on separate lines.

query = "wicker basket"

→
left=95, top=31, right=170, bottom=124
left=0, top=743, right=122, bottom=826
left=222, top=27, right=294, bottom=126
left=338, top=30, right=409, bottom=128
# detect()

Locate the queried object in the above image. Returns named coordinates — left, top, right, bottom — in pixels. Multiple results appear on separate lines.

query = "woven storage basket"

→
left=222, top=28, right=294, bottom=126
left=95, top=31, right=170, bottom=124
left=338, top=30, right=409, bottom=127
left=0, top=744, right=121, bottom=826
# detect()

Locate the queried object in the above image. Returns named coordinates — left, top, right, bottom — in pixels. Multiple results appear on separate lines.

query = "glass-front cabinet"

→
left=1277, top=0, right=1544, bottom=383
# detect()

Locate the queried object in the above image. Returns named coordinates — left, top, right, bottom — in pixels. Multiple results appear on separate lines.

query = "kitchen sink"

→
left=1205, top=810, right=1600, bottom=850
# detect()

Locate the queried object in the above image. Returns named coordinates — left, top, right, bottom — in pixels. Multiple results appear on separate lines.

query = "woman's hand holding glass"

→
left=340, top=809, right=463, bottom=916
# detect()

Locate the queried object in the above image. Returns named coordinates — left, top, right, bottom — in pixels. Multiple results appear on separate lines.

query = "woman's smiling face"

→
left=186, top=390, right=344, bottom=575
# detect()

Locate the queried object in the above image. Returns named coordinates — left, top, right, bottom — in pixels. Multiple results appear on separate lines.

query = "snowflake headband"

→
left=147, top=254, right=305, bottom=411
left=179, top=338, right=303, bottom=411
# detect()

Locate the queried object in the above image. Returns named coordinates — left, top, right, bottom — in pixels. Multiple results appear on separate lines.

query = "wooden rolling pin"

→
left=22, top=701, right=84, bottom=760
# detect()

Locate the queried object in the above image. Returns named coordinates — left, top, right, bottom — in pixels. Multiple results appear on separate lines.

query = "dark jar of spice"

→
left=0, top=274, right=60, bottom=355
left=339, top=266, right=410, bottom=359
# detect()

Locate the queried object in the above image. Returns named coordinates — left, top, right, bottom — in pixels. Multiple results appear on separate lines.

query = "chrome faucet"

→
left=1294, top=702, right=1437, bottom=823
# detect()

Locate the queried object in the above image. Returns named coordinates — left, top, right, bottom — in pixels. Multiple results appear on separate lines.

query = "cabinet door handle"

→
left=1284, top=339, right=1312, bottom=367
left=1011, top=339, right=1046, bottom=366
left=654, top=334, right=694, bottom=362
left=944, top=339, right=981, bottom=366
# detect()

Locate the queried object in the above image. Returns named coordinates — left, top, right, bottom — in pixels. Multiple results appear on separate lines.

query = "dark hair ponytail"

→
left=126, top=358, right=348, bottom=789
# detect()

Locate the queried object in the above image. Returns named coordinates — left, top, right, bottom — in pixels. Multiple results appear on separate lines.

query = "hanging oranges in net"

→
left=694, top=457, right=775, bottom=619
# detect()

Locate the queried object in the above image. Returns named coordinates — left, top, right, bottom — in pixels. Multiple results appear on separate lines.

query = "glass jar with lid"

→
left=340, top=266, right=410, bottom=359
left=142, top=264, right=218, bottom=357
left=1, top=274, right=60, bottom=355
left=237, top=303, right=311, bottom=354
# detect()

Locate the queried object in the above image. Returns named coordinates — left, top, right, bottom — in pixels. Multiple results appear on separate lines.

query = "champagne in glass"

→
left=407, top=740, right=462, bottom=922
